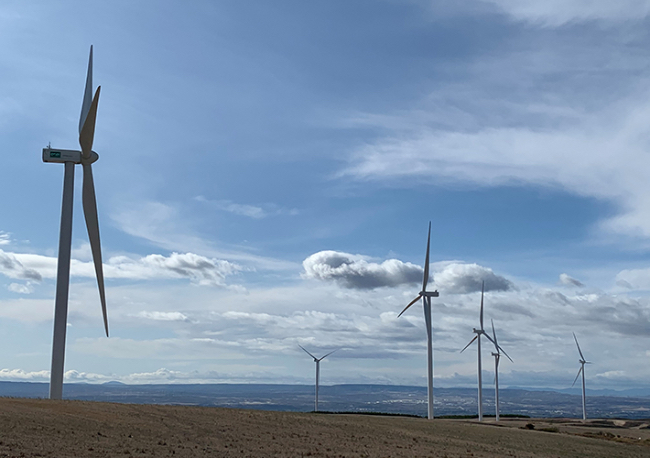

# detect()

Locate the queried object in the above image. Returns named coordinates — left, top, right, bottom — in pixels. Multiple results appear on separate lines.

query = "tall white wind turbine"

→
left=42, top=46, right=108, bottom=400
left=489, top=319, right=512, bottom=422
left=572, top=333, right=590, bottom=421
left=299, top=345, right=336, bottom=412
left=398, top=222, right=439, bottom=420
left=460, top=282, right=498, bottom=421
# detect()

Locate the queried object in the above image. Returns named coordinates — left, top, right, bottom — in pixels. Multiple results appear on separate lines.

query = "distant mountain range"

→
left=0, top=382, right=647, bottom=419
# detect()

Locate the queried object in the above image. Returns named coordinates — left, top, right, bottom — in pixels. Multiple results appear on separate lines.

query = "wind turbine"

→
left=460, top=281, right=497, bottom=421
left=572, top=333, right=590, bottom=421
left=489, top=319, right=512, bottom=422
left=299, top=345, right=336, bottom=412
left=398, top=222, right=439, bottom=420
left=42, top=46, right=108, bottom=400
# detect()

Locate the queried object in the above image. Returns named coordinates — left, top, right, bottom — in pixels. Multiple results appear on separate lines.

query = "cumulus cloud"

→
left=432, top=262, right=513, bottom=293
left=4, top=250, right=242, bottom=288
left=302, top=250, right=423, bottom=289
left=0, top=250, right=42, bottom=281
left=0, top=369, right=49, bottom=381
left=106, top=252, right=242, bottom=287
left=0, top=232, right=10, bottom=245
left=559, top=273, right=584, bottom=287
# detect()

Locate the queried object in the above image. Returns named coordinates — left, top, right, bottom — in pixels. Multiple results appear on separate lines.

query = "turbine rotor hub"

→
left=81, top=150, right=99, bottom=166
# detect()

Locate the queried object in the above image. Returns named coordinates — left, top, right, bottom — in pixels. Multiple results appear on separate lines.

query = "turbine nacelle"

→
left=43, top=147, right=99, bottom=165
left=421, top=290, right=439, bottom=298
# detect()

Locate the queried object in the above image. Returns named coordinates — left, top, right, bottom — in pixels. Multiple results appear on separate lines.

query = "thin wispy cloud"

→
left=480, top=0, right=650, bottom=26
left=111, top=200, right=297, bottom=271
left=194, top=196, right=299, bottom=219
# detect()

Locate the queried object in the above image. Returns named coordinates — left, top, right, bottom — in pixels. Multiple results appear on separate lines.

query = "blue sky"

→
left=0, top=1, right=649, bottom=391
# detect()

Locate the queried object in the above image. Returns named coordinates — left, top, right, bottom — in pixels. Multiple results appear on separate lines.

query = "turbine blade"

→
left=481, top=281, right=485, bottom=331
left=82, top=163, right=108, bottom=337
left=79, top=45, right=93, bottom=134
left=299, top=345, right=317, bottom=360
left=572, top=366, right=583, bottom=387
left=482, top=331, right=496, bottom=346
left=573, top=332, right=585, bottom=361
left=460, top=335, right=478, bottom=353
left=422, top=222, right=431, bottom=291
left=498, top=344, right=513, bottom=363
left=398, top=295, right=421, bottom=317
left=491, top=319, right=498, bottom=348
left=79, top=87, right=101, bottom=158
left=319, top=349, right=338, bottom=361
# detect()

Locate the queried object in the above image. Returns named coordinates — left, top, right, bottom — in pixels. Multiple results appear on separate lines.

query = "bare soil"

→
left=0, top=398, right=648, bottom=457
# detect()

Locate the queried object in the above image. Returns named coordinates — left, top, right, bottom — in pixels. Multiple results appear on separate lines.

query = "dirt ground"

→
left=0, top=398, right=648, bottom=457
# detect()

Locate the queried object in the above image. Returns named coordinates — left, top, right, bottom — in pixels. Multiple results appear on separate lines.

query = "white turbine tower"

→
left=299, top=345, right=336, bottom=412
left=398, top=222, right=439, bottom=420
left=572, top=333, right=590, bottom=421
left=42, top=46, right=108, bottom=400
left=460, top=282, right=497, bottom=421
left=489, top=319, right=512, bottom=422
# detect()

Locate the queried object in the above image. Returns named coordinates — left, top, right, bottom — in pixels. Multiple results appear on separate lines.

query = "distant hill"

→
left=0, top=382, right=647, bottom=419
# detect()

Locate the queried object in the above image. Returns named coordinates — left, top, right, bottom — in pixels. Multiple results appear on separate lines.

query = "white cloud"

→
left=340, top=97, right=650, bottom=240
left=0, top=369, right=49, bottom=381
left=0, top=249, right=42, bottom=281
left=302, top=250, right=423, bottom=289
left=5, top=250, right=242, bottom=288
left=0, top=232, right=10, bottom=245
left=432, top=262, right=513, bottom=293
left=106, top=252, right=242, bottom=287
left=559, top=273, right=584, bottom=288
left=135, top=311, right=188, bottom=321
left=615, top=267, right=650, bottom=290
left=480, top=0, right=650, bottom=26
left=7, top=282, right=33, bottom=294
left=302, top=252, right=512, bottom=294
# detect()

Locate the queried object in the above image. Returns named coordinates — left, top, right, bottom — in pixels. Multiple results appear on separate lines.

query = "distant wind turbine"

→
left=489, top=319, right=512, bottom=422
left=398, top=222, right=439, bottom=420
left=42, top=46, right=108, bottom=400
left=572, top=333, right=590, bottom=421
left=460, top=281, right=498, bottom=421
left=299, top=345, right=336, bottom=412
